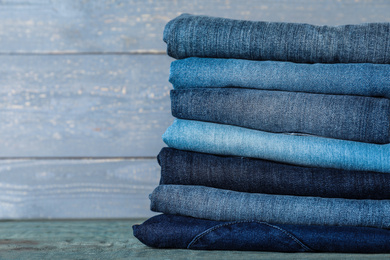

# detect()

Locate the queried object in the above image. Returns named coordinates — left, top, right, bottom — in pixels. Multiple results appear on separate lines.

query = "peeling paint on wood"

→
left=0, top=158, right=160, bottom=219
left=0, top=0, right=389, bottom=53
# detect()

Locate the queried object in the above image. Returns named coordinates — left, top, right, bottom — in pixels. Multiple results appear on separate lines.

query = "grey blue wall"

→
left=0, top=0, right=389, bottom=219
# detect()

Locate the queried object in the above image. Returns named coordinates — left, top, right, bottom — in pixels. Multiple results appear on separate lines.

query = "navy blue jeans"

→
left=171, top=88, right=390, bottom=143
left=158, top=148, right=390, bottom=199
left=133, top=214, right=390, bottom=253
left=164, top=14, right=390, bottom=63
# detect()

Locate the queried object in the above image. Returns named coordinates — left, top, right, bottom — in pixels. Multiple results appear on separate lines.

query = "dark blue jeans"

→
left=171, top=88, right=390, bottom=143
left=164, top=14, right=390, bottom=63
left=158, top=148, right=390, bottom=199
left=133, top=214, right=390, bottom=253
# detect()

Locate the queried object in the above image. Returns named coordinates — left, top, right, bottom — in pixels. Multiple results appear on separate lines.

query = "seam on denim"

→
left=157, top=150, right=164, bottom=185
left=247, top=22, right=255, bottom=60
left=259, top=222, right=314, bottom=251
left=388, top=103, right=390, bottom=143
left=186, top=220, right=313, bottom=251
left=168, top=15, right=181, bottom=58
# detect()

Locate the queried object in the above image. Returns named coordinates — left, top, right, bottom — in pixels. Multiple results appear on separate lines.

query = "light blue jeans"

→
left=150, top=185, right=390, bottom=229
left=170, top=58, right=390, bottom=98
left=162, top=119, right=390, bottom=173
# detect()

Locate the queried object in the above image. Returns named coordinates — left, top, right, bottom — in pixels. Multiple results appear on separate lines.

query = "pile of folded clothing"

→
left=133, top=14, right=390, bottom=253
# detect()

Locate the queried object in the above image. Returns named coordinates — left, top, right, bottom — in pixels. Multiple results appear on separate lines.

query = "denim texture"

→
left=162, top=119, right=390, bottom=173
left=133, top=214, right=390, bottom=253
left=170, top=58, right=390, bottom=98
left=150, top=185, right=390, bottom=229
left=164, top=14, right=390, bottom=64
left=171, top=88, right=390, bottom=143
left=158, top=148, right=390, bottom=199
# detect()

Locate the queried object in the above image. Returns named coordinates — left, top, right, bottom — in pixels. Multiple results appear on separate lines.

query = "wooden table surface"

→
left=0, top=219, right=389, bottom=259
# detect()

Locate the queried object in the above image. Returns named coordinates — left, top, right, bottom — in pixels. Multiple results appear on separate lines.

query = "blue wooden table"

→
left=0, top=219, right=389, bottom=259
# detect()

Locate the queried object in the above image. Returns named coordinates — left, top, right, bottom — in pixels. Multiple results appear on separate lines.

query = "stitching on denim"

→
left=187, top=220, right=314, bottom=251
left=259, top=222, right=314, bottom=251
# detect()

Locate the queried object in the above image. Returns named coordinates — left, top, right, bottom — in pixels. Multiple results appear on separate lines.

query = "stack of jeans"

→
left=133, top=14, right=390, bottom=252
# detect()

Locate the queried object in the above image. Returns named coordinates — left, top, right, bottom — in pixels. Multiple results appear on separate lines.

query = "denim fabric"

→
left=158, top=148, right=390, bottom=199
left=164, top=14, right=390, bottom=64
left=170, top=58, right=390, bottom=98
left=150, top=185, right=390, bottom=229
left=133, top=214, right=390, bottom=253
left=171, top=88, right=390, bottom=143
left=162, top=119, right=390, bottom=173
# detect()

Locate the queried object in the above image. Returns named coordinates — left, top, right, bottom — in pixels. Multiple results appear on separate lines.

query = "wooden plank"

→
left=0, top=159, right=160, bottom=219
left=0, top=54, right=173, bottom=157
left=0, top=0, right=389, bottom=53
left=0, top=220, right=389, bottom=259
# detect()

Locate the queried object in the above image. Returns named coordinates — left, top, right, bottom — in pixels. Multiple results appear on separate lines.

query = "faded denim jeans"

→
left=163, top=119, right=390, bottom=173
left=158, top=148, right=390, bottom=199
left=133, top=214, right=390, bottom=253
left=164, top=14, right=390, bottom=63
left=170, top=58, right=390, bottom=98
left=171, top=88, right=390, bottom=143
left=150, top=185, right=390, bottom=229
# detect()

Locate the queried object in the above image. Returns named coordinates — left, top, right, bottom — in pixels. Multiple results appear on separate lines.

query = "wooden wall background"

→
left=0, top=0, right=389, bottom=219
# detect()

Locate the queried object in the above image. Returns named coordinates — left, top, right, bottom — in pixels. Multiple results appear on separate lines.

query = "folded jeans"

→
left=164, top=14, right=390, bottom=64
left=170, top=58, right=390, bottom=98
left=171, top=88, right=390, bottom=143
left=133, top=214, right=390, bottom=253
left=158, top=148, right=390, bottom=199
left=150, top=185, right=390, bottom=229
left=162, top=119, right=390, bottom=173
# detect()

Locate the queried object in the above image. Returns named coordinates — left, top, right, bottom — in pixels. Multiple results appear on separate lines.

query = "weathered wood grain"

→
left=0, top=158, right=160, bottom=219
left=0, top=54, right=174, bottom=157
left=0, top=0, right=389, bottom=53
